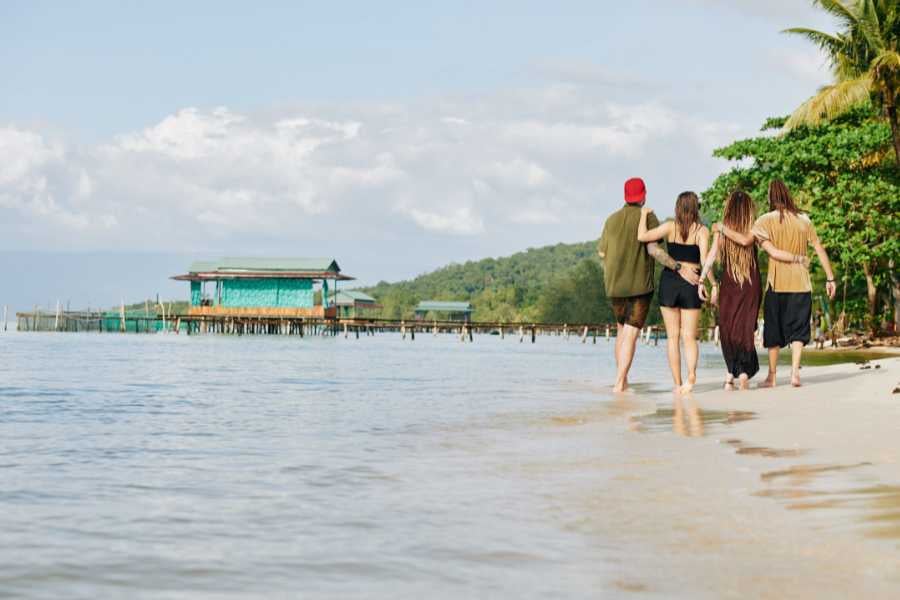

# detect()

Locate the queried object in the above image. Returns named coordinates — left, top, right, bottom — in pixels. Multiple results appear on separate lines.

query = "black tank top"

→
left=667, top=241, right=701, bottom=263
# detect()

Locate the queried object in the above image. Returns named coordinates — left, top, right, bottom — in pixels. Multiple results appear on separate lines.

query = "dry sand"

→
left=587, top=357, right=900, bottom=598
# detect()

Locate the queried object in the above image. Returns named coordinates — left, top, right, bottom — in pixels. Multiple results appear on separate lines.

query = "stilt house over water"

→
left=328, top=290, right=381, bottom=319
left=414, top=301, right=473, bottom=322
left=171, top=258, right=354, bottom=318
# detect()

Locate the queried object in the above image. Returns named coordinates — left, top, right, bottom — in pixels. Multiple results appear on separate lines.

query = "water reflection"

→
left=629, top=395, right=756, bottom=437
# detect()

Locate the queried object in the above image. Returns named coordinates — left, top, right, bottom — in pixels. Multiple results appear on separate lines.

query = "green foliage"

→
left=535, top=259, right=613, bottom=324
left=784, top=0, right=900, bottom=164
left=704, top=105, right=900, bottom=330
left=359, top=242, right=634, bottom=324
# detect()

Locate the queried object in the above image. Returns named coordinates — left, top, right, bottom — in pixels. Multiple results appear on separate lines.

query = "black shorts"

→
left=658, top=269, right=702, bottom=310
left=763, top=290, right=812, bottom=348
left=611, top=293, right=652, bottom=329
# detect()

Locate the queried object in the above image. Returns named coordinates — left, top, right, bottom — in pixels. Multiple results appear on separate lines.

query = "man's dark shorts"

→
left=763, top=290, right=812, bottom=348
left=611, top=293, right=653, bottom=329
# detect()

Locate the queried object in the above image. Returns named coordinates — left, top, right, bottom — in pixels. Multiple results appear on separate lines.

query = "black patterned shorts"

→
left=611, top=293, right=652, bottom=329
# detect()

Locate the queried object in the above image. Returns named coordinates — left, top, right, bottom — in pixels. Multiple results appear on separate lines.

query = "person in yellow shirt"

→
left=751, top=180, right=836, bottom=388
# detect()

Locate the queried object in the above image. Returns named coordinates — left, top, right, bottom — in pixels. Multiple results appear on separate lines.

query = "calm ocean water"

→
left=0, top=329, right=727, bottom=599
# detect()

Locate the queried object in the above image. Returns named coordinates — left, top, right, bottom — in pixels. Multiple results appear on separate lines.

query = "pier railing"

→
left=12, top=310, right=723, bottom=345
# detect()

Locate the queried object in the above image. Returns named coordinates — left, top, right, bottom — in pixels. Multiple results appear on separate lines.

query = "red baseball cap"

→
left=624, top=177, right=646, bottom=204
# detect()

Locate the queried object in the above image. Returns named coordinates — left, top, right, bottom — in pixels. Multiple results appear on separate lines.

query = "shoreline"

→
left=598, top=356, right=900, bottom=598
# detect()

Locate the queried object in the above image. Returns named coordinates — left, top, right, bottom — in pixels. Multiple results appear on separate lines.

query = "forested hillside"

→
left=360, top=241, right=653, bottom=324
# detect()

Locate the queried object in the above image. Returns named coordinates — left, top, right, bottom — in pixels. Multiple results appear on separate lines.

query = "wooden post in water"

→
left=54, top=300, right=61, bottom=331
left=605, top=324, right=611, bottom=341
left=531, top=324, right=536, bottom=344
left=2, top=305, right=6, bottom=332
left=519, top=325, right=524, bottom=343
left=714, top=325, right=720, bottom=347
left=564, top=323, right=569, bottom=341
left=120, top=299, right=126, bottom=332
left=581, top=325, right=588, bottom=343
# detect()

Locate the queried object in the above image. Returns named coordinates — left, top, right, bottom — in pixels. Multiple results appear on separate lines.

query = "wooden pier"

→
left=12, top=310, right=723, bottom=345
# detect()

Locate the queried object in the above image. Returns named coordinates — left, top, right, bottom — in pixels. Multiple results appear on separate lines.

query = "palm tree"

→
left=784, top=0, right=900, bottom=165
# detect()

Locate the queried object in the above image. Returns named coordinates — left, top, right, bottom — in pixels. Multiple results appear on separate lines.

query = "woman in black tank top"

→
left=636, top=192, right=713, bottom=394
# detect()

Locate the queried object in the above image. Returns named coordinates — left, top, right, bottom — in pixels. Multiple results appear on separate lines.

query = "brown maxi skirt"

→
left=718, top=253, right=762, bottom=379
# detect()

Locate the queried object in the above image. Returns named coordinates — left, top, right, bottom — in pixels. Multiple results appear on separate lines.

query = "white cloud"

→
left=0, top=86, right=742, bottom=258
left=404, top=205, right=485, bottom=235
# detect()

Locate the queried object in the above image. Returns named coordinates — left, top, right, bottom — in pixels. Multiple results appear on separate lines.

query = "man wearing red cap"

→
left=598, top=178, right=699, bottom=392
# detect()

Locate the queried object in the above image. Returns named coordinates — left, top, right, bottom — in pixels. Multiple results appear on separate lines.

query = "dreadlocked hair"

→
left=721, top=190, right=756, bottom=286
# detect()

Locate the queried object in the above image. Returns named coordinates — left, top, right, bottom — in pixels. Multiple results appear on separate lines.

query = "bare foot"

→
left=759, top=373, right=777, bottom=388
left=680, top=374, right=696, bottom=395
left=724, top=381, right=735, bottom=391
left=738, top=374, right=750, bottom=391
left=791, top=372, right=802, bottom=387
left=613, top=381, right=629, bottom=393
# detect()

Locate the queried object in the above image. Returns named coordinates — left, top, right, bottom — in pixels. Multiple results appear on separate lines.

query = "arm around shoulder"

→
left=637, top=212, right=671, bottom=243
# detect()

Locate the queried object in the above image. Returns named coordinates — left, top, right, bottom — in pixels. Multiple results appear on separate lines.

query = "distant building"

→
left=171, top=257, right=354, bottom=318
left=414, top=300, right=472, bottom=322
left=329, top=290, right=381, bottom=319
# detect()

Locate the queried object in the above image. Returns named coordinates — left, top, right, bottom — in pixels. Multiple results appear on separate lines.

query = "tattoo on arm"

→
left=647, top=242, right=677, bottom=271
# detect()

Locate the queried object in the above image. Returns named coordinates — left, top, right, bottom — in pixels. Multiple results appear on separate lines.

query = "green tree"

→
left=536, top=259, right=613, bottom=324
left=704, top=107, right=900, bottom=333
left=785, top=0, right=900, bottom=164
left=360, top=241, right=620, bottom=323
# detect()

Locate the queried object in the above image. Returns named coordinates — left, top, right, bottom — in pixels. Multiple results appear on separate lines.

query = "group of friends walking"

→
left=598, top=177, right=836, bottom=394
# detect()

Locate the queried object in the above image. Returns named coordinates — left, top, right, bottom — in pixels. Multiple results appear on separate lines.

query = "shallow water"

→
left=1, top=330, right=740, bottom=599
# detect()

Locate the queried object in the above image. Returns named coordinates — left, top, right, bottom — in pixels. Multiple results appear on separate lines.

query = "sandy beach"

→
left=584, top=355, right=900, bottom=598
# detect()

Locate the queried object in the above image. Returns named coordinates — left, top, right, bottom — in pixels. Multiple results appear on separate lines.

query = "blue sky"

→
left=1, top=1, right=834, bottom=309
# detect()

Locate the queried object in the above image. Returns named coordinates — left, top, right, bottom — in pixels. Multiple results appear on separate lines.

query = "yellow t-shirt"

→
left=751, top=210, right=818, bottom=292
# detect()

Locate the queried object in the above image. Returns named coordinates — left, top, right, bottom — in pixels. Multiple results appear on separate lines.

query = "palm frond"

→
left=870, top=49, right=900, bottom=97
left=782, top=27, right=846, bottom=54
left=858, top=0, right=887, bottom=52
left=871, top=49, right=900, bottom=73
left=813, top=0, right=861, bottom=28
left=784, top=76, right=874, bottom=130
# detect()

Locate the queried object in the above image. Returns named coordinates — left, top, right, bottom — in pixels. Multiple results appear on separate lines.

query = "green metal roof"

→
left=189, top=257, right=340, bottom=273
left=415, top=301, right=472, bottom=312
left=329, top=290, right=377, bottom=305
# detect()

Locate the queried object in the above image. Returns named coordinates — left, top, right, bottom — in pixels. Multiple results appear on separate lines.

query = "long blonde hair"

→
left=721, top=190, right=755, bottom=286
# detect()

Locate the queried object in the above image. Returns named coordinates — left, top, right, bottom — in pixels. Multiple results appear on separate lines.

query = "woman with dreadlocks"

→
left=699, top=189, right=809, bottom=390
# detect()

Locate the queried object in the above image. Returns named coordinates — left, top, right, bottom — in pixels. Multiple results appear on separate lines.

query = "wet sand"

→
left=589, top=357, right=900, bottom=598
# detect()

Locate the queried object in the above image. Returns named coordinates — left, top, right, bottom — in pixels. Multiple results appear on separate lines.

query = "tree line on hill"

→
left=360, top=242, right=645, bottom=325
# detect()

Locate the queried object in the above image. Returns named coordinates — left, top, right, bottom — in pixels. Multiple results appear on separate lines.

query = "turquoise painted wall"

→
left=221, top=279, right=314, bottom=308
left=191, top=282, right=201, bottom=306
